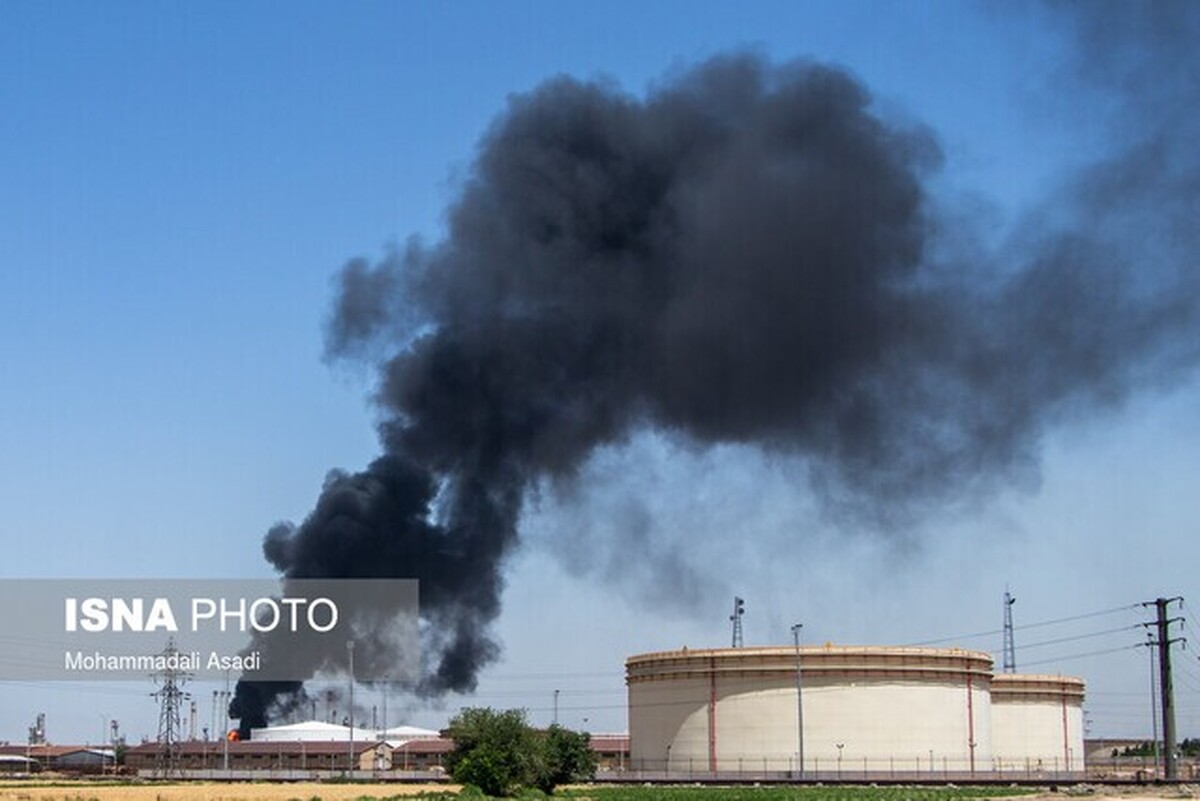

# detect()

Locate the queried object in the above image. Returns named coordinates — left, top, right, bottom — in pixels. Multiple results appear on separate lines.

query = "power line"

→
left=1020, top=624, right=1143, bottom=651
left=1020, top=643, right=1142, bottom=668
left=908, top=603, right=1141, bottom=646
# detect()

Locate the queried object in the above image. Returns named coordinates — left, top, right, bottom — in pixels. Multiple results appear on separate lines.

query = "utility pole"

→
left=791, top=623, right=805, bottom=779
left=1146, top=633, right=1160, bottom=773
left=222, top=670, right=230, bottom=771
left=347, top=640, right=356, bottom=775
left=1142, top=633, right=1161, bottom=772
left=1143, top=597, right=1185, bottom=780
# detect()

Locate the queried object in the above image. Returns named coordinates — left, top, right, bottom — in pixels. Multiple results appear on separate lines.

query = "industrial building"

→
left=0, top=754, right=36, bottom=774
left=248, top=720, right=440, bottom=743
left=0, top=745, right=116, bottom=773
left=125, top=739, right=389, bottom=773
left=116, top=716, right=627, bottom=778
left=627, top=644, right=1085, bottom=778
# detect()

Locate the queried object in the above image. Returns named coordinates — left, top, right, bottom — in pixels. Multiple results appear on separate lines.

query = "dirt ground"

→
left=1035, top=788, right=1198, bottom=801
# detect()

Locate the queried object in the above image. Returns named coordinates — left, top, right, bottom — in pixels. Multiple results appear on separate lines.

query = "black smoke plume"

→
left=232, top=7, right=1200, bottom=729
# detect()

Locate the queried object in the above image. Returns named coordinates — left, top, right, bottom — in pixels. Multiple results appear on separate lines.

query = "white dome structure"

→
left=250, top=720, right=387, bottom=742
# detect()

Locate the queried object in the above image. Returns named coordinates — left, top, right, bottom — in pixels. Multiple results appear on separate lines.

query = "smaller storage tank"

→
left=991, top=674, right=1085, bottom=774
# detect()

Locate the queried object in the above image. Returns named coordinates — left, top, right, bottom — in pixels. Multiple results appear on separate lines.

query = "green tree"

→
left=446, top=708, right=538, bottom=797
left=445, top=709, right=597, bottom=797
left=534, top=725, right=597, bottom=792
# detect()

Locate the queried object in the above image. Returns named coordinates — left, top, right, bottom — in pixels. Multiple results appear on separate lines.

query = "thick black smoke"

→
left=233, top=9, right=1200, bottom=728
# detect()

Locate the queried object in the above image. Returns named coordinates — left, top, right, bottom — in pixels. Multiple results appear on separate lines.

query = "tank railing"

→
left=618, top=755, right=1089, bottom=782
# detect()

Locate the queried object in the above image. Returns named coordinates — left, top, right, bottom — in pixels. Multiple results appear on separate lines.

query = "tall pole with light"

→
left=222, top=669, right=230, bottom=772
left=347, top=640, right=356, bottom=775
left=791, top=623, right=805, bottom=780
left=98, top=714, right=109, bottom=774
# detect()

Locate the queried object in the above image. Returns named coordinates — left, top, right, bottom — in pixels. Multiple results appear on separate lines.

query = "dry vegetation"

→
left=0, top=784, right=1193, bottom=801
left=0, top=782, right=456, bottom=801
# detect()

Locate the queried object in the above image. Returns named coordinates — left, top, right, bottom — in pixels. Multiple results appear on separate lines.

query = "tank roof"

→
left=627, top=643, right=995, bottom=663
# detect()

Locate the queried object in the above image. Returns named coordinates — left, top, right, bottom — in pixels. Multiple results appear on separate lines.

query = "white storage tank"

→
left=991, top=673, right=1085, bottom=774
left=627, top=645, right=994, bottom=774
left=250, top=720, right=378, bottom=742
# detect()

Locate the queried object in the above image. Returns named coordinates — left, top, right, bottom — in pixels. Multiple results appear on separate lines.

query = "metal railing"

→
left=606, top=755, right=1087, bottom=783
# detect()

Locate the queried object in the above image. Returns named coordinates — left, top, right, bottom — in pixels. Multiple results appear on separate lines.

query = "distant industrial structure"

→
left=118, top=720, right=629, bottom=778
left=626, top=644, right=1085, bottom=778
left=0, top=745, right=116, bottom=773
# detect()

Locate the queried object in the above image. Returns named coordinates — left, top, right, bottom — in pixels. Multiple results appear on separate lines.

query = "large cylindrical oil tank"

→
left=627, top=645, right=994, bottom=773
left=990, top=673, right=1085, bottom=773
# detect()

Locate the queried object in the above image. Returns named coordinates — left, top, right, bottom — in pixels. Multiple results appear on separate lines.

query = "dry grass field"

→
left=0, top=782, right=456, bottom=801
left=0, top=784, right=1192, bottom=801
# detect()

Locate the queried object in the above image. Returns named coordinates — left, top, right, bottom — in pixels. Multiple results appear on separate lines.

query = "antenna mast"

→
left=1002, top=589, right=1017, bottom=673
left=730, top=596, right=745, bottom=648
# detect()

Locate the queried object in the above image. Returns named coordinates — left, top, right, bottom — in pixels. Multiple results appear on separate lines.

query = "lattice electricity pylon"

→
left=151, top=638, right=192, bottom=777
left=1002, top=589, right=1017, bottom=673
left=730, top=596, right=745, bottom=648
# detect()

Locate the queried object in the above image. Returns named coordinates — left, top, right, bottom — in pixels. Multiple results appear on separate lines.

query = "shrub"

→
left=446, top=708, right=597, bottom=796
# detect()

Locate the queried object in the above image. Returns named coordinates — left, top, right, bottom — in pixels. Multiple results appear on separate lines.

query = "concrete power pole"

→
left=1144, top=597, right=1184, bottom=780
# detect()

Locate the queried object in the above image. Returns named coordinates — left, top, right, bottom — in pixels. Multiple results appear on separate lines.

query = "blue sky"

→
left=1, top=1, right=1197, bottom=744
